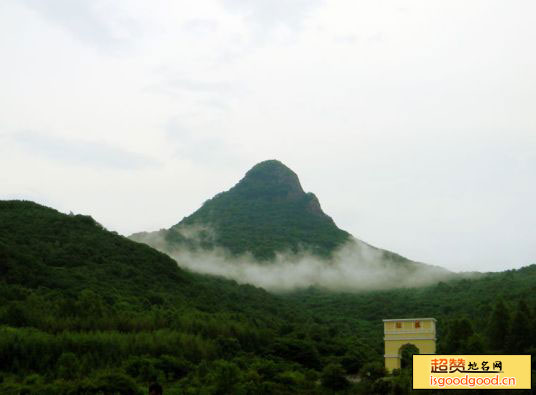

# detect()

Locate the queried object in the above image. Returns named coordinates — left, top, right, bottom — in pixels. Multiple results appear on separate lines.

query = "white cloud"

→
left=131, top=230, right=457, bottom=292
left=10, top=131, right=157, bottom=170
left=21, top=0, right=141, bottom=54
left=221, top=0, right=323, bottom=31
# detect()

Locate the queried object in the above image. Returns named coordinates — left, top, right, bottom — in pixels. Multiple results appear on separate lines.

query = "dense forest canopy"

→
left=1, top=200, right=535, bottom=394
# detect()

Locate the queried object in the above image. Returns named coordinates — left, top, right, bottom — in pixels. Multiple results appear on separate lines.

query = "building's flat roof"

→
left=382, top=318, right=437, bottom=322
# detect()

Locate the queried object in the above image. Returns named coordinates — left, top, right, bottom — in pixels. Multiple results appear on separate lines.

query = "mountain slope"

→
left=181, top=160, right=350, bottom=258
left=0, top=200, right=293, bottom=323
left=0, top=200, right=187, bottom=292
left=1, top=200, right=534, bottom=393
left=0, top=199, right=385, bottom=393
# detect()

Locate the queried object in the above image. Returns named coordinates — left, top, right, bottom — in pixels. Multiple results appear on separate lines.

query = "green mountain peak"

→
left=132, top=160, right=350, bottom=260
left=235, top=159, right=305, bottom=200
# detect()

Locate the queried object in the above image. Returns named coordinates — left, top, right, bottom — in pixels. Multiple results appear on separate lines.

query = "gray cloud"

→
left=21, top=0, right=140, bottom=53
left=181, top=18, right=220, bottom=36
left=147, top=78, right=238, bottom=97
left=167, top=79, right=236, bottom=94
left=218, top=0, right=323, bottom=52
left=142, top=76, right=242, bottom=112
left=11, top=131, right=157, bottom=170
left=333, top=34, right=358, bottom=45
left=221, top=0, right=323, bottom=31
left=132, top=228, right=457, bottom=292
left=165, top=120, right=243, bottom=167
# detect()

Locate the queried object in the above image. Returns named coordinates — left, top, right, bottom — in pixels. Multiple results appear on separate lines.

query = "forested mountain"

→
left=1, top=200, right=535, bottom=393
left=131, top=160, right=433, bottom=267
left=0, top=200, right=379, bottom=394
left=132, top=160, right=351, bottom=260
left=286, top=264, right=536, bottom=350
left=0, top=200, right=322, bottom=334
left=130, top=160, right=453, bottom=292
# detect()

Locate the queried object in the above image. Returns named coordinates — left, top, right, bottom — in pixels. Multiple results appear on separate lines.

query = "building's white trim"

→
left=384, top=337, right=437, bottom=341
left=384, top=330, right=434, bottom=334
left=383, top=318, right=437, bottom=322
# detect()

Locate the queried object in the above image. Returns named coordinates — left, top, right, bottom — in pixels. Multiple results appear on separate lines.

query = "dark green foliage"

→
left=1, top=199, right=535, bottom=394
left=360, top=361, right=387, bottom=382
left=286, top=264, right=536, bottom=353
left=56, top=352, right=78, bottom=380
left=92, top=371, right=140, bottom=395
left=155, top=355, right=191, bottom=381
left=399, top=344, right=418, bottom=370
left=321, top=363, right=349, bottom=391
left=0, top=200, right=296, bottom=330
left=0, top=200, right=368, bottom=393
left=204, top=360, right=243, bottom=395
left=0, top=200, right=189, bottom=294
left=270, top=337, right=322, bottom=370
left=341, top=349, right=365, bottom=374
left=508, top=299, right=532, bottom=353
left=488, top=299, right=510, bottom=353
left=443, top=318, right=475, bottom=354
left=124, top=356, right=159, bottom=382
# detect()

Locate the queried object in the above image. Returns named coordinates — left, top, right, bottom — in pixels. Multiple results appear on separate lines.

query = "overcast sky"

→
left=1, top=0, right=535, bottom=272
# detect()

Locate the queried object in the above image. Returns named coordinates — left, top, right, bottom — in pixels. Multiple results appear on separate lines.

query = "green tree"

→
left=206, top=360, right=243, bottom=395
left=399, top=344, right=419, bottom=370
left=155, top=355, right=191, bottom=381
left=56, top=352, right=78, bottom=380
left=487, top=299, right=510, bottom=353
left=124, top=356, right=158, bottom=382
left=341, top=349, right=365, bottom=374
left=443, top=318, right=475, bottom=353
left=361, top=361, right=386, bottom=382
left=508, top=299, right=532, bottom=353
left=465, top=334, right=485, bottom=354
left=321, top=363, right=349, bottom=391
left=3, top=303, right=29, bottom=327
left=94, top=371, right=139, bottom=395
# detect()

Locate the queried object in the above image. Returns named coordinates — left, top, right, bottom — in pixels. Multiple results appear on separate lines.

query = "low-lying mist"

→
left=132, top=228, right=456, bottom=292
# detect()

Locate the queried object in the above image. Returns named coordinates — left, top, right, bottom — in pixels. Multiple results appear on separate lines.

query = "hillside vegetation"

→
left=1, top=200, right=535, bottom=393
left=0, top=200, right=377, bottom=394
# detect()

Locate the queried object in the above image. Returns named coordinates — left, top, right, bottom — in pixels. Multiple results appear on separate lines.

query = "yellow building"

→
left=383, top=318, right=436, bottom=372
